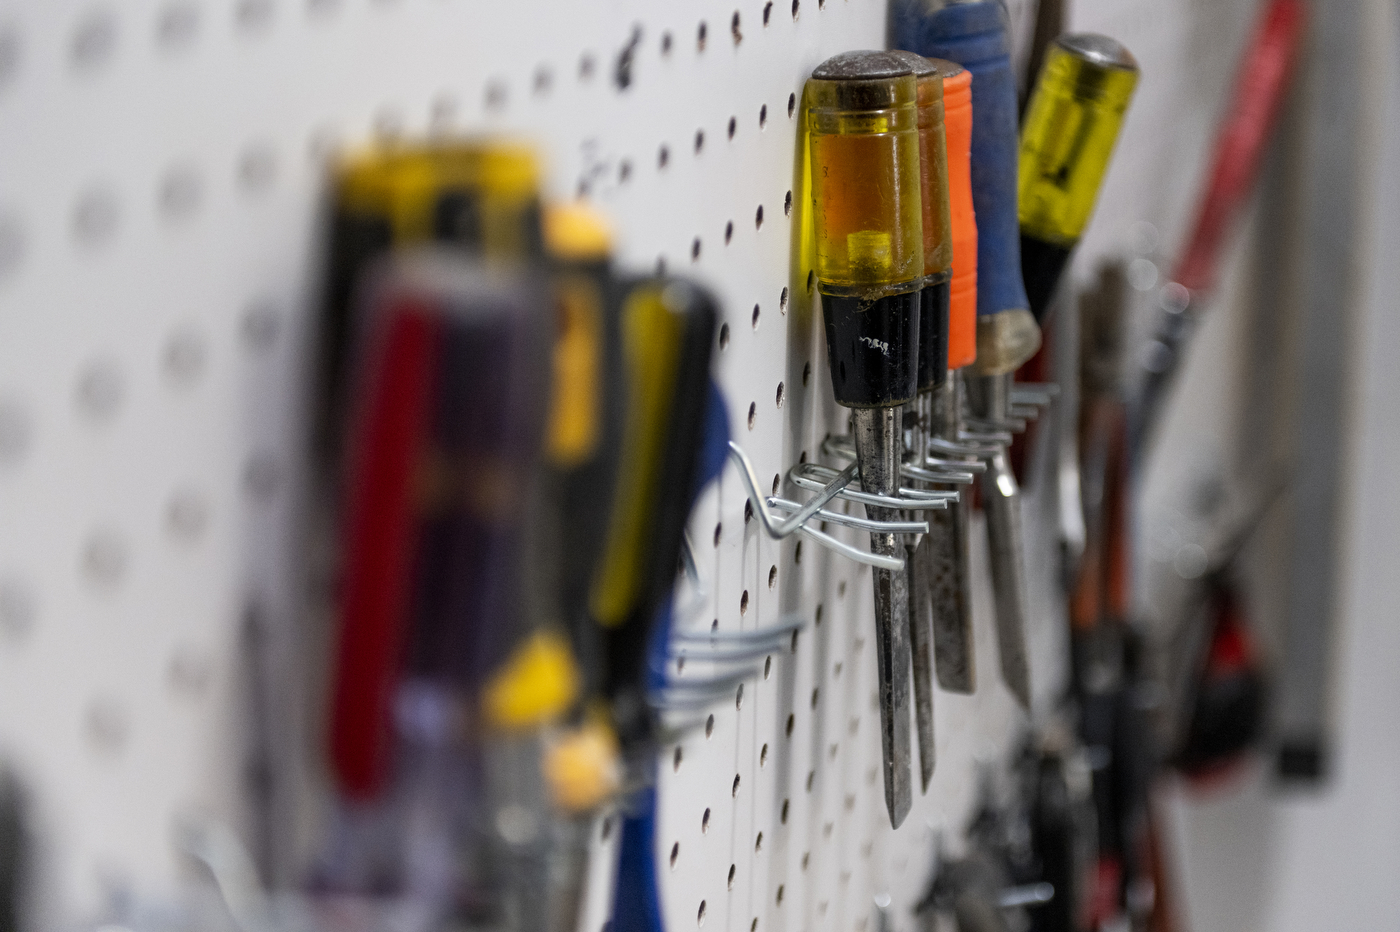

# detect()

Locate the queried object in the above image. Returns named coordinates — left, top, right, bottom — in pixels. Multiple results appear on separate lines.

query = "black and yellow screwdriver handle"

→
left=588, top=278, right=717, bottom=755
left=1019, top=35, right=1139, bottom=322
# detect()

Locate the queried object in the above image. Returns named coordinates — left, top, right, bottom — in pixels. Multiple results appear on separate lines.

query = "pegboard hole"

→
left=657, top=256, right=667, bottom=275
left=772, top=473, right=781, bottom=495
left=694, top=129, right=705, bottom=153
left=790, top=629, right=799, bottom=652
left=776, top=381, right=785, bottom=408
left=731, top=11, right=742, bottom=44
left=763, top=655, right=772, bottom=678
left=760, top=743, right=768, bottom=767
left=752, top=304, right=761, bottom=329
left=735, top=682, right=744, bottom=709
left=791, top=0, right=800, bottom=20
left=802, top=362, right=811, bottom=386
left=732, top=774, right=741, bottom=796
left=768, top=565, right=777, bottom=588
left=713, top=522, right=722, bottom=546
left=719, top=323, right=730, bottom=350
left=806, top=771, right=815, bottom=792
left=802, top=852, right=810, bottom=871
left=759, top=104, right=768, bottom=129
left=691, top=237, right=702, bottom=260
left=838, top=580, right=847, bottom=598
left=728, top=864, right=736, bottom=889
left=776, top=885, right=785, bottom=904
left=698, top=901, right=707, bottom=927
left=673, top=745, right=683, bottom=771
left=744, top=499, right=754, bottom=523
left=697, top=21, right=707, bottom=51
left=834, top=661, right=843, bottom=679
left=706, top=713, right=715, bottom=737
left=728, top=116, right=737, bottom=140
left=750, top=921, right=758, bottom=932
left=670, top=842, right=680, bottom=868
left=725, top=221, right=734, bottom=244
left=780, top=286, right=789, bottom=311
left=755, top=831, right=763, bottom=852
left=806, top=269, right=815, bottom=292
left=484, top=81, right=508, bottom=111
left=661, top=32, right=673, bottom=55
left=659, top=145, right=670, bottom=169
left=702, top=807, right=711, bottom=832
left=815, top=603, right=823, bottom=625
left=617, top=159, right=632, bottom=183
left=781, top=800, right=790, bottom=824
left=794, top=541, right=802, bottom=564
left=784, top=190, right=793, bottom=216
left=788, top=92, right=797, bottom=118
left=811, top=687, right=819, bottom=708
left=747, top=402, right=756, bottom=430
left=786, top=714, right=795, bottom=737
left=755, top=205, right=764, bottom=229
left=602, top=816, right=614, bottom=839
left=763, top=2, right=773, bottom=25
left=534, top=66, right=554, bottom=95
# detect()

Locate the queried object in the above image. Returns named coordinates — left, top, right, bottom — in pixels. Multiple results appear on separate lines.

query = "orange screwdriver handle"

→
left=942, top=66, right=978, bottom=370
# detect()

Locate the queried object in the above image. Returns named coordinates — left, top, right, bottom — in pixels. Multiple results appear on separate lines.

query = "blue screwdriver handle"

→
left=897, top=1, right=1029, bottom=319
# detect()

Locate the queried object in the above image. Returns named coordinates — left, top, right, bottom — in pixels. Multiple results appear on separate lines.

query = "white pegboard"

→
left=0, top=0, right=1251, bottom=930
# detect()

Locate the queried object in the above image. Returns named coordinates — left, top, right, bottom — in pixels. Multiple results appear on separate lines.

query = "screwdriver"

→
left=322, top=246, right=554, bottom=914
left=805, top=50, right=924, bottom=827
left=1019, top=35, right=1139, bottom=322
left=589, top=279, right=717, bottom=932
left=885, top=49, right=954, bottom=792
left=926, top=58, right=979, bottom=696
left=905, top=0, right=1038, bottom=708
left=587, top=278, right=717, bottom=757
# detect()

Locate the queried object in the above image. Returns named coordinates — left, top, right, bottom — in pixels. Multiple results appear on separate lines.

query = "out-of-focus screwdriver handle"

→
left=588, top=278, right=716, bottom=754
left=1018, top=35, right=1139, bottom=322
left=942, top=63, right=978, bottom=373
left=903, top=0, right=1039, bottom=376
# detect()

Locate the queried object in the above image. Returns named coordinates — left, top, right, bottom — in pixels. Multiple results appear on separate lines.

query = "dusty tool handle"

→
left=908, top=1, right=1029, bottom=322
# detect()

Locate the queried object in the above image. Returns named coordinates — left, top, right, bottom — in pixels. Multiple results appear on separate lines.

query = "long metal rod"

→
left=852, top=406, right=913, bottom=828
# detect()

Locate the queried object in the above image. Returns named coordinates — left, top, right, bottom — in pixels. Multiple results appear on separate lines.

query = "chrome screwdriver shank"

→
left=927, top=370, right=977, bottom=693
left=967, top=372, right=1031, bottom=708
left=853, top=406, right=914, bottom=828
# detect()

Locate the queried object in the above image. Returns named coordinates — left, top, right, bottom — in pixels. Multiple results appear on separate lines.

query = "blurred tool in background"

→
left=1018, top=35, right=1139, bottom=323
left=320, top=245, right=555, bottom=922
left=805, top=50, right=926, bottom=828
left=902, top=0, right=1037, bottom=709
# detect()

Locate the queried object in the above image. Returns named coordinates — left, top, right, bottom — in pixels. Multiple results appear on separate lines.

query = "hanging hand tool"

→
left=320, top=245, right=555, bottom=921
left=805, top=50, right=926, bottom=828
left=887, top=49, right=956, bottom=793
left=590, top=279, right=718, bottom=932
left=904, top=0, right=1038, bottom=708
left=1019, top=35, right=1139, bottom=323
left=927, top=57, right=980, bottom=697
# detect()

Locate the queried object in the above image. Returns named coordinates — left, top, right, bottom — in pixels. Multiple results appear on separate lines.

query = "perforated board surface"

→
left=0, top=0, right=1248, bottom=930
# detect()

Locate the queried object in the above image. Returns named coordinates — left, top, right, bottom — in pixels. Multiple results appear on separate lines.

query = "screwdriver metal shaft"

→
left=968, top=373, right=1032, bottom=707
left=853, top=407, right=914, bottom=826
left=927, top=372, right=977, bottom=692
